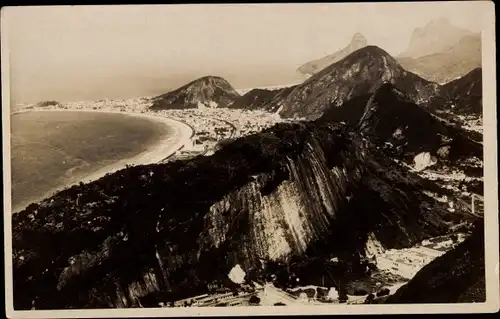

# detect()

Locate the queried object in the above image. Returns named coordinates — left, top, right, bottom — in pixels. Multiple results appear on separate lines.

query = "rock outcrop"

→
left=413, top=152, right=438, bottom=171
left=297, top=33, right=368, bottom=76
left=270, top=46, right=439, bottom=119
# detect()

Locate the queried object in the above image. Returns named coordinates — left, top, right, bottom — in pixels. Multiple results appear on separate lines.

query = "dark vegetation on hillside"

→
left=12, top=117, right=467, bottom=309
left=229, top=89, right=278, bottom=110
left=35, top=101, right=61, bottom=107
left=386, top=219, right=485, bottom=303
left=229, top=85, right=299, bottom=111
left=318, top=83, right=482, bottom=163
left=429, top=68, right=482, bottom=115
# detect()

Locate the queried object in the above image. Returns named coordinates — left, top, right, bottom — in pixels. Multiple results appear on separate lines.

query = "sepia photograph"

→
left=1, top=2, right=498, bottom=318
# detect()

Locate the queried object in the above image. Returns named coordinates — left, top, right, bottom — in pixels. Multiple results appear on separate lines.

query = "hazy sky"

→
left=3, top=2, right=488, bottom=104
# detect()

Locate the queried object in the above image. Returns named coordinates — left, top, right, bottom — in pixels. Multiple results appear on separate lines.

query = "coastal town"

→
left=21, top=97, right=292, bottom=163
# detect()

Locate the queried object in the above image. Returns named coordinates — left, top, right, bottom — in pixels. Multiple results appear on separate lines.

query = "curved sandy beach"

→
left=12, top=109, right=193, bottom=213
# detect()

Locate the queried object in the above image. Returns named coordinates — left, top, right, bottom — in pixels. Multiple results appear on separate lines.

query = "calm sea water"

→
left=10, top=111, right=171, bottom=212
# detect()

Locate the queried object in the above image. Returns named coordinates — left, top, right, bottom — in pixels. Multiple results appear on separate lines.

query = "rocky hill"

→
left=270, top=46, right=439, bottom=119
left=229, top=86, right=297, bottom=111
left=398, top=18, right=476, bottom=59
left=150, top=76, right=240, bottom=110
left=318, top=84, right=482, bottom=164
left=397, top=34, right=481, bottom=84
left=429, top=68, right=482, bottom=115
left=297, top=33, right=368, bottom=76
left=386, top=219, right=485, bottom=303
left=13, top=119, right=463, bottom=309
left=229, top=88, right=277, bottom=110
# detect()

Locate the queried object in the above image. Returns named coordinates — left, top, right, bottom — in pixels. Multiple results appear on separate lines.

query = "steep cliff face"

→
left=272, top=46, right=439, bottom=119
left=397, top=34, right=481, bottom=84
left=386, top=220, right=485, bottom=303
left=13, top=122, right=458, bottom=310
left=298, top=33, right=368, bottom=76
left=150, top=76, right=240, bottom=109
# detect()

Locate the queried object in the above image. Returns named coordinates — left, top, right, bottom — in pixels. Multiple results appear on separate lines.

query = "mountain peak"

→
left=400, top=19, right=475, bottom=58
left=280, top=45, right=438, bottom=118
left=186, top=75, right=234, bottom=87
left=297, top=32, right=369, bottom=76
left=351, top=33, right=368, bottom=47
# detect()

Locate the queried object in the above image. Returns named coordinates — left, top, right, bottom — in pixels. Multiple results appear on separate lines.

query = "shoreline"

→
left=12, top=108, right=194, bottom=213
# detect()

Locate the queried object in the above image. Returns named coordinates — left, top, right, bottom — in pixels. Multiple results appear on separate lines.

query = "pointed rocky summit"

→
left=298, top=33, right=368, bottom=75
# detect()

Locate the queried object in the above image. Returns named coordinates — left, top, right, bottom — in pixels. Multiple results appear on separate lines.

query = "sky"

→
left=2, top=2, right=488, bottom=104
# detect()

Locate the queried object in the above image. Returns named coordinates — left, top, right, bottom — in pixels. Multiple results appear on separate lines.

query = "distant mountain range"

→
left=150, top=44, right=481, bottom=120
left=148, top=19, right=481, bottom=119
left=150, top=76, right=241, bottom=110
left=398, top=18, right=476, bottom=58
left=398, top=33, right=481, bottom=84
left=297, top=19, right=481, bottom=85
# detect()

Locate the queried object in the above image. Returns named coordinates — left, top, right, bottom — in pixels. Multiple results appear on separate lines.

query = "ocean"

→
left=10, top=110, right=172, bottom=213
